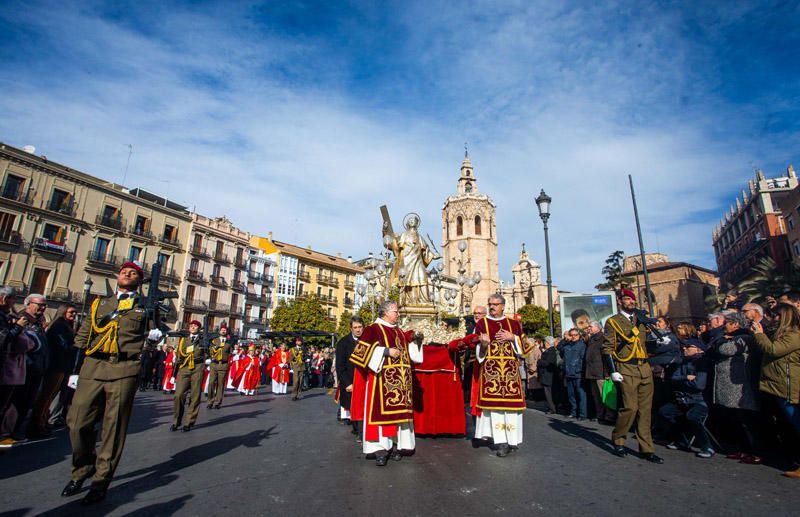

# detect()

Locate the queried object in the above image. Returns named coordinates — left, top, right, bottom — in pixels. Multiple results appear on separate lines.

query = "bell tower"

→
left=441, top=150, right=499, bottom=311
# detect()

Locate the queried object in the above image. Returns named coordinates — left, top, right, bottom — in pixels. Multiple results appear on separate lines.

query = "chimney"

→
left=268, top=231, right=272, bottom=241
left=347, top=255, right=353, bottom=263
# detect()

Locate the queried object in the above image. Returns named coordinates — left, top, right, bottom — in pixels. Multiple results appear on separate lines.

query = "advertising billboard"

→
left=559, top=291, right=618, bottom=332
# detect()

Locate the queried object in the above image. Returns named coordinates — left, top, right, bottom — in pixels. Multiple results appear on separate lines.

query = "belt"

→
left=212, top=360, right=228, bottom=364
left=622, top=358, right=648, bottom=365
left=90, top=352, right=141, bottom=363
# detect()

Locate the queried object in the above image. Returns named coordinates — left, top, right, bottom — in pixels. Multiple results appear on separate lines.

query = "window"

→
left=793, top=241, right=800, bottom=257
left=192, top=234, right=203, bottom=249
left=328, top=288, right=333, bottom=298
left=129, top=246, right=142, bottom=261
left=231, top=293, right=239, bottom=308
left=236, top=248, right=244, bottom=262
left=102, top=205, right=119, bottom=223
left=186, top=284, right=196, bottom=300
left=788, top=215, right=795, bottom=231
left=475, top=215, right=482, bottom=235
left=1, top=174, right=25, bottom=199
left=43, top=223, right=65, bottom=244
left=30, top=268, right=51, bottom=294
left=233, top=269, right=241, bottom=282
left=182, top=312, right=193, bottom=328
left=210, top=290, right=218, bottom=304
left=133, top=215, right=150, bottom=234
left=215, top=241, right=224, bottom=255
left=212, top=263, right=221, bottom=277
left=48, top=188, right=72, bottom=213
left=0, top=212, right=16, bottom=242
left=245, top=304, right=253, bottom=316
left=94, top=237, right=111, bottom=258
left=465, top=182, right=472, bottom=193
left=190, top=258, right=199, bottom=272
left=317, top=286, right=322, bottom=296
left=164, top=224, right=177, bottom=242
left=456, top=216, right=463, bottom=236
left=157, top=253, right=170, bottom=269
left=208, top=316, right=216, bottom=329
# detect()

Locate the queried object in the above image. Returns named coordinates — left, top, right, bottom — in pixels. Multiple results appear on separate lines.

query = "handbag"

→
left=601, top=379, right=618, bottom=411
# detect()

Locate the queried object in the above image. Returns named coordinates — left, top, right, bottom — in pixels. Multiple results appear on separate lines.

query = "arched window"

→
left=465, top=182, right=473, bottom=193
left=456, top=216, right=463, bottom=236
left=475, top=215, right=482, bottom=235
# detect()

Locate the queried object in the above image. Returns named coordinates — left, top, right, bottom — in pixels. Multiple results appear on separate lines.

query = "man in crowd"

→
left=743, top=303, right=775, bottom=338
left=349, top=300, right=423, bottom=466
left=584, top=321, right=613, bottom=423
left=63, top=261, right=162, bottom=505
left=290, top=338, right=305, bottom=401
left=171, top=320, right=206, bottom=432
left=701, top=312, right=726, bottom=347
left=207, top=323, right=232, bottom=409
left=561, top=328, right=587, bottom=420
left=603, top=288, right=663, bottom=464
left=336, top=316, right=363, bottom=436
left=11, top=294, right=49, bottom=440
left=473, top=294, right=531, bottom=457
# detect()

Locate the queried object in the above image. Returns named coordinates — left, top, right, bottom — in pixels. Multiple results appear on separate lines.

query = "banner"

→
left=559, top=291, right=617, bottom=332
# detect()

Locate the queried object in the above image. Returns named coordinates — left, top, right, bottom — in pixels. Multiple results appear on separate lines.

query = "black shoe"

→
left=182, top=425, right=192, bottom=432
left=390, top=449, right=402, bottom=461
left=206, top=405, right=212, bottom=409
left=80, top=486, right=107, bottom=506
left=613, top=445, right=627, bottom=458
left=644, top=453, right=664, bottom=464
left=169, top=424, right=178, bottom=432
left=61, top=480, right=84, bottom=497
left=495, top=444, right=510, bottom=457
left=375, top=453, right=389, bottom=466
left=213, top=405, right=221, bottom=410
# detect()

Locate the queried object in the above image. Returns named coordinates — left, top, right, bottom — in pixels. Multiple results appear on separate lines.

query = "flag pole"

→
left=629, top=174, right=654, bottom=315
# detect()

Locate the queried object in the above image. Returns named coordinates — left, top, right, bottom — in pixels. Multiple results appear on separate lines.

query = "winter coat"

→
left=560, top=339, right=586, bottom=379
left=537, top=347, right=559, bottom=387
left=711, top=329, right=760, bottom=411
left=584, top=332, right=605, bottom=380
left=753, top=329, right=800, bottom=404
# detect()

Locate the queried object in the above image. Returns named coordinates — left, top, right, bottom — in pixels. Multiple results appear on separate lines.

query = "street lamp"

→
left=453, top=240, right=481, bottom=316
left=79, top=276, right=94, bottom=331
left=535, top=189, right=555, bottom=337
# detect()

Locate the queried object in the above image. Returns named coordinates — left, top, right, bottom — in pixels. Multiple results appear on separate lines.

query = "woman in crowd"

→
left=537, top=336, right=559, bottom=414
left=751, top=303, right=800, bottom=478
left=162, top=344, right=176, bottom=393
left=711, top=311, right=762, bottom=465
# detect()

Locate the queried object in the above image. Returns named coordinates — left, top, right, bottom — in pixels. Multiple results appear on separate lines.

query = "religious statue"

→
left=383, top=212, right=440, bottom=306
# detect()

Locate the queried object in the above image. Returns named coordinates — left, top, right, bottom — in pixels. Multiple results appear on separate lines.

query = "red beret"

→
left=189, top=320, right=202, bottom=328
left=220, top=322, right=228, bottom=329
left=620, top=288, right=636, bottom=301
left=120, top=261, right=144, bottom=277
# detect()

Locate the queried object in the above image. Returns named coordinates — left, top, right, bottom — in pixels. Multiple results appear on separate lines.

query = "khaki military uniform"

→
left=207, top=337, right=232, bottom=407
left=290, top=347, right=305, bottom=400
left=68, top=293, right=152, bottom=489
left=603, top=313, right=655, bottom=453
left=172, top=335, right=207, bottom=427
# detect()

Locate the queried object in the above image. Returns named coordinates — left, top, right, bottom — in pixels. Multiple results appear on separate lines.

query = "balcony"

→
left=245, top=292, right=271, bottom=304
left=33, top=237, right=67, bottom=255
left=86, top=250, right=120, bottom=269
left=46, top=198, right=76, bottom=217
left=48, top=288, right=80, bottom=303
left=244, top=317, right=269, bottom=328
left=297, top=271, right=311, bottom=282
left=318, top=275, right=339, bottom=288
left=160, top=234, right=181, bottom=248
left=229, top=304, right=243, bottom=315
left=247, top=270, right=273, bottom=283
left=185, top=269, right=206, bottom=283
left=0, top=232, right=23, bottom=250
left=95, top=214, right=125, bottom=231
left=210, top=275, right=228, bottom=287
left=319, top=294, right=338, bottom=305
left=344, top=280, right=355, bottom=290
left=208, top=301, right=230, bottom=314
left=182, top=298, right=207, bottom=311
left=0, top=185, right=34, bottom=204
left=233, top=255, right=247, bottom=269
left=158, top=268, right=181, bottom=285
left=129, top=225, right=155, bottom=241
left=231, top=281, right=246, bottom=291
left=344, top=298, right=354, bottom=308
left=213, top=251, right=230, bottom=264
left=189, top=245, right=209, bottom=258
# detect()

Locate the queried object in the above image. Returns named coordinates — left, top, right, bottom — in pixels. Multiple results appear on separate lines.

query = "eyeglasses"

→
left=30, top=301, right=47, bottom=307
left=488, top=303, right=502, bottom=306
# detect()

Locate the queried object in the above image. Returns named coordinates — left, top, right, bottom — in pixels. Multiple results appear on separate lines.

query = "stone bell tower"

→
left=441, top=150, right=499, bottom=311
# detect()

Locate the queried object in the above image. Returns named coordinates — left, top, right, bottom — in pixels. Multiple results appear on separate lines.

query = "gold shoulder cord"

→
left=84, top=298, right=120, bottom=356
left=178, top=337, right=195, bottom=369
left=607, top=318, right=645, bottom=362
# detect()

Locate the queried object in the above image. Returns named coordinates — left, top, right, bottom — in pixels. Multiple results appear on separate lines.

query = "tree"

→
left=517, top=304, right=561, bottom=338
left=337, top=310, right=353, bottom=338
left=270, top=295, right=335, bottom=347
left=595, top=250, right=629, bottom=290
left=736, top=256, right=800, bottom=305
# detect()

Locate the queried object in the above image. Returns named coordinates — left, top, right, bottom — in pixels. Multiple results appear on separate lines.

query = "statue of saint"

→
left=384, top=213, right=439, bottom=305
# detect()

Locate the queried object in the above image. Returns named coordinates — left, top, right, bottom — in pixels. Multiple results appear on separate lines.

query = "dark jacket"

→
left=584, top=332, right=605, bottom=380
left=647, top=331, right=682, bottom=367
left=560, top=339, right=586, bottom=379
left=46, top=317, right=76, bottom=373
left=670, top=352, right=708, bottom=405
left=537, top=347, right=559, bottom=387
left=335, top=334, right=358, bottom=410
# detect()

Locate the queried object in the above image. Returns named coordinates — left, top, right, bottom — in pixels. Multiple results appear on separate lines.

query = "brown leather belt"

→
left=90, top=352, right=141, bottom=363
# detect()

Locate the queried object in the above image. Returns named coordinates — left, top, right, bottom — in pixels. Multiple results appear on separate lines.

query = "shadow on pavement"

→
left=32, top=427, right=277, bottom=516
left=119, top=494, right=193, bottom=516
left=547, top=418, right=616, bottom=455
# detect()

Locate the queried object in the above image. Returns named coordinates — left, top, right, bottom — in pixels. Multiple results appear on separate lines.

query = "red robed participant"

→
left=349, top=301, right=423, bottom=466
left=226, top=345, right=243, bottom=389
left=266, top=344, right=290, bottom=394
left=234, top=345, right=260, bottom=395
left=472, top=294, right=532, bottom=457
left=162, top=346, right=176, bottom=392
left=412, top=341, right=466, bottom=436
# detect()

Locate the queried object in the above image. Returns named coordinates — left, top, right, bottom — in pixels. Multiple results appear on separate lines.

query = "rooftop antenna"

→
left=121, top=144, right=133, bottom=186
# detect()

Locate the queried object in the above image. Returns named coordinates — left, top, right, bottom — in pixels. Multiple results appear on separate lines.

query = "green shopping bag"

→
left=601, top=379, right=618, bottom=411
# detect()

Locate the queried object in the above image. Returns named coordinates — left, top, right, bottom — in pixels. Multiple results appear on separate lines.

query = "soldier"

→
left=290, top=338, right=305, bottom=401
left=603, top=289, right=663, bottom=464
left=207, top=323, right=232, bottom=409
left=170, top=320, right=206, bottom=432
left=61, top=261, right=162, bottom=505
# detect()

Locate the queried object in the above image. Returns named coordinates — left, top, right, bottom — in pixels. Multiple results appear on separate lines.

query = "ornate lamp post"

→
left=78, top=276, right=94, bottom=331
left=535, top=189, right=555, bottom=337
left=453, top=240, right=481, bottom=316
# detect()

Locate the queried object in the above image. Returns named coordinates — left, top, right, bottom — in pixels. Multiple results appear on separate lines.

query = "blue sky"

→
left=1, top=1, right=799, bottom=292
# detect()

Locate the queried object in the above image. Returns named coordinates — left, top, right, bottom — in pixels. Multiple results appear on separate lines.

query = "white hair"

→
left=24, top=293, right=45, bottom=305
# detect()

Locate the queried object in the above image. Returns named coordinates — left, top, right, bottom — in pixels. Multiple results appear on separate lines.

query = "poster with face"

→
left=559, top=292, right=618, bottom=332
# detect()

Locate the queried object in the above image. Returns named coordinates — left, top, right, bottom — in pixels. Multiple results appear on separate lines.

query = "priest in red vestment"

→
left=266, top=343, right=290, bottom=394
left=473, top=294, right=532, bottom=457
left=235, top=345, right=260, bottom=395
left=349, top=301, right=423, bottom=466
left=162, top=346, right=175, bottom=393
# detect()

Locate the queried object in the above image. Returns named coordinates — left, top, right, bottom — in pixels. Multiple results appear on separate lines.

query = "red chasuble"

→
left=267, top=349, right=290, bottom=384
left=472, top=317, right=531, bottom=412
left=349, top=322, right=415, bottom=438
